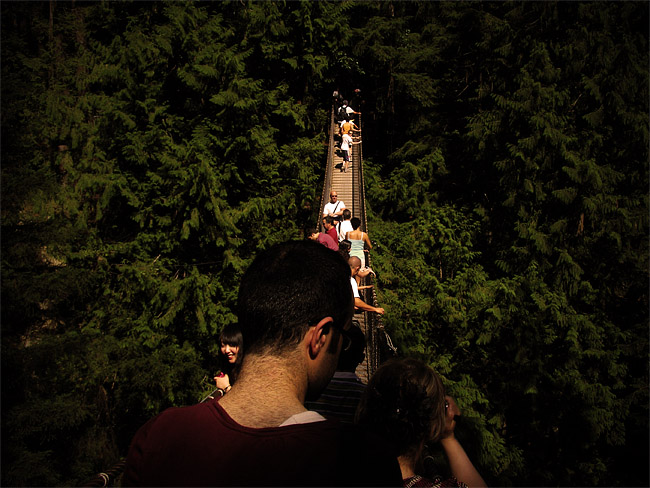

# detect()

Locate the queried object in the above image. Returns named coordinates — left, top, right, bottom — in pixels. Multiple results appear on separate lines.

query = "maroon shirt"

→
left=317, top=232, right=338, bottom=251
left=123, top=399, right=401, bottom=486
left=325, top=226, right=339, bottom=247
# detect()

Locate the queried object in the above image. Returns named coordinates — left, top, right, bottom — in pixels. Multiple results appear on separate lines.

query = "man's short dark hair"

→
left=238, top=240, right=353, bottom=355
left=324, top=215, right=335, bottom=225
left=342, top=209, right=351, bottom=220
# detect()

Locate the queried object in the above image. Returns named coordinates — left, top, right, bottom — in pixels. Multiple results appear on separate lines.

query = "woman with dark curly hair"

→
left=356, top=358, right=486, bottom=488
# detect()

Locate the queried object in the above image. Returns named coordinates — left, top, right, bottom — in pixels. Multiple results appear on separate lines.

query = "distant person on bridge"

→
left=308, top=227, right=338, bottom=251
left=338, top=99, right=360, bottom=121
left=340, top=117, right=360, bottom=136
left=322, top=215, right=339, bottom=245
left=323, top=190, right=345, bottom=221
left=350, top=88, right=364, bottom=114
left=349, top=256, right=384, bottom=315
left=357, top=358, right=487, bottom=488
left=123, top=241, right=402, bottom=486
left=340, top=131, right=360, bottom=173
left=346, top=217, right=372, bottom=266
left=336, top=100, right=358, bottom=123
left=305, top=322, right=367, bottom=425
left=337, top=209, right=354, bottom=242
left=332, top=89, right=343, bottom=111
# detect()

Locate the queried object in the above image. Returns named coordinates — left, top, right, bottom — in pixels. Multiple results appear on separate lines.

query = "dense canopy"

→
left=2, top=1, right=648, bottom=486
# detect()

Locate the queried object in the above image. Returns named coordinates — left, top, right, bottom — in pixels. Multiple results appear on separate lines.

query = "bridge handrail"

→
left=80, top=459, right=125, bottom=487
left=318, top=108, right=337, bottom=228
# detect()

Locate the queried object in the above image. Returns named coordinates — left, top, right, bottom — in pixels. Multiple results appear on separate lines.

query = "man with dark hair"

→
left=305, top=322, right=368, bottom=425
left=123, top=241, right=401, bottom=486
left=322, top=215, right=339, bottom=245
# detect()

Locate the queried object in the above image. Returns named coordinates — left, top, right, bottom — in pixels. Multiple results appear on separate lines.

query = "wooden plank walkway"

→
left=327, top=122, right=371, bottom=384
left=328, top=126, right=364, bottom=236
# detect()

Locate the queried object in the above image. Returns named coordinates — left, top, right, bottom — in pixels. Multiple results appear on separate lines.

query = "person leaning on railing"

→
left=348, top=256, right=384, bottom=315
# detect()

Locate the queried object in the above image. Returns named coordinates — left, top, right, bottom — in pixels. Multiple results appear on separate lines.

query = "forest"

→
left=1, top=1, right=648, bottom=486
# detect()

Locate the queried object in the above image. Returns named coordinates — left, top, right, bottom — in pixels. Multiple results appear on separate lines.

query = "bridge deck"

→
left=327, top=119, right=372, bottom=384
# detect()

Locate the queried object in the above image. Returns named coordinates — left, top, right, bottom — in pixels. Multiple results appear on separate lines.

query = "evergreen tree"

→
left=357, top=1, right=648, bottom=485
left=2, top=1, right=647, bottom=486
left=2, top=1, right=346, bottom=484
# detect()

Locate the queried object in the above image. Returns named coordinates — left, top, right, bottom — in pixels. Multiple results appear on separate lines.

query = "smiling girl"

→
left=214, top=324, right=244, bottom=397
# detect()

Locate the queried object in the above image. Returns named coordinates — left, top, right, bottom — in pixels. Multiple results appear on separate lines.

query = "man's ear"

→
left=308, top=316, right=334, bottom=359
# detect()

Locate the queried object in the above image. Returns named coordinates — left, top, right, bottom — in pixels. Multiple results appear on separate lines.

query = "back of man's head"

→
left=348, top=256, right=361, bottom=271
left=238, top=240, right=353, bottom=355
left=342, top=209, right=351, bottom=221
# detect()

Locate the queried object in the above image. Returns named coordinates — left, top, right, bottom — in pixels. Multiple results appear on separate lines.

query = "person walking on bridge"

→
left=346, top=217, right=372, bottom=267
left=337, top=209, right=354, bottom=242
left=340, top=131, right=360, bottom=173
left=340, top=117, right=359, bottom=136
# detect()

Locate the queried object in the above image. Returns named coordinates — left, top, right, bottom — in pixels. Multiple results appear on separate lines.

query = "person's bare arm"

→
left=363, top=232, right=372, bottom=250
left=440, top=396, right=487, bottom=488
left=354, top=297, right=384, bottom=314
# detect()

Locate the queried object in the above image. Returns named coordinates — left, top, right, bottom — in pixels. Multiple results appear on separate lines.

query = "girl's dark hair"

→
left=220, top=323, right=243, bottom=348
left=356, top=358, right=446, bottom=462
left=338, top=239, right=351, bottom=261
left=350, top=217, right=361, bottom=230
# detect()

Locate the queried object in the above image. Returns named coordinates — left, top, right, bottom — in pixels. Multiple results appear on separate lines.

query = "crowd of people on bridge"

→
left=310, top=189, right=381, bottom=317
left=122, top=90, right=485, bottom=487
left=333, top=89, right=362, bottom=173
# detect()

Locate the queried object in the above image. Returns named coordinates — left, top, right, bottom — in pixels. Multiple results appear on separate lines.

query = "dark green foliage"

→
left=2, top=1, right=647, bottom=487
left=2, top=1, right=345, bottom=485
left=358, top=2, right=647, bottom=486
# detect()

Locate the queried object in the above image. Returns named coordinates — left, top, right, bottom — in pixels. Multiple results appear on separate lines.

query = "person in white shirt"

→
left=341, top=132, right=353, bottom=173
left=337, top=209, right=354, bottom=242
left=323, top=191, right=345, bottom=220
